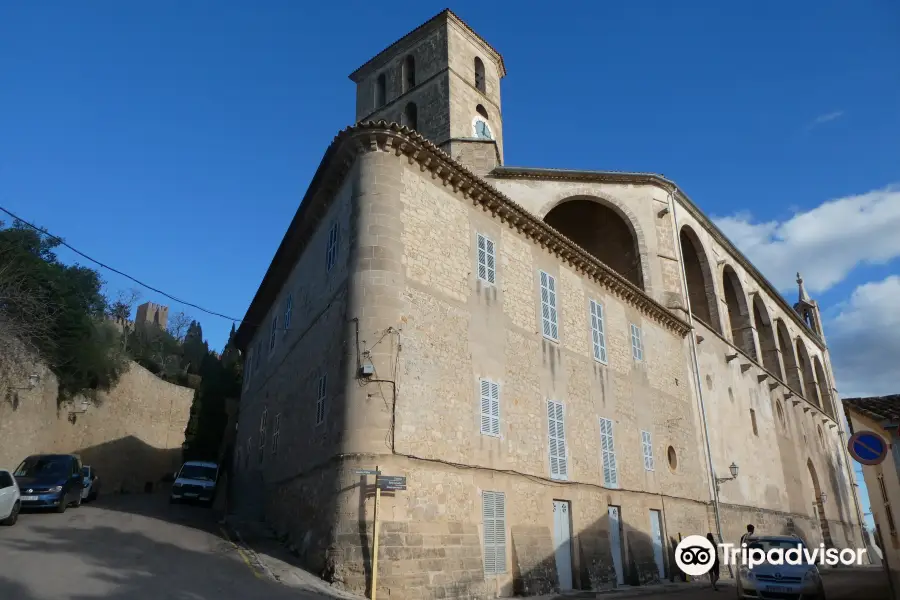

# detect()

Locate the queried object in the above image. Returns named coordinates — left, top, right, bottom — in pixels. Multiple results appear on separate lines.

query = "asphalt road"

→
left=0, top=492, right=890, bottom=600
left=0, top=492, right=339, bottom=600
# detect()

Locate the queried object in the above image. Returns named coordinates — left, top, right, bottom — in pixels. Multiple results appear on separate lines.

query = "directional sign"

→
left=848, top=431, right=889, bottom=466
left=377, top=476, right=407, bottom=491
left=355, top=469, right=381, bottom=475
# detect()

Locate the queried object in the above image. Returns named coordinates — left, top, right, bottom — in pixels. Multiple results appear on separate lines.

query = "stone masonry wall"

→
left=0, top=358, right=192, bottom=493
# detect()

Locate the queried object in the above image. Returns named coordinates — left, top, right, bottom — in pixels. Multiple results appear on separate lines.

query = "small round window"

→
left=667, top=446, right=678, bottom=471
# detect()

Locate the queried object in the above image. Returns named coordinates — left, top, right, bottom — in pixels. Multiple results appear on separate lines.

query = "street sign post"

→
left=377, top=476, right=407, bottom=491
left=848, top=431, right=889, bottom=466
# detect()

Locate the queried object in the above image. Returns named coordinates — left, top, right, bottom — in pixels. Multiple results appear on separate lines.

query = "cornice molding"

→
left=490, top=167, right=827, bottom=352
left=236, top=122, right=691, bottom=348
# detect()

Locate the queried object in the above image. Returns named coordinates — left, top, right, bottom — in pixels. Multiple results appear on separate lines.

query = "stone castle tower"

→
left=135, top=302, right=168, bottom=330
left=349, top=10, right=506, bottom=176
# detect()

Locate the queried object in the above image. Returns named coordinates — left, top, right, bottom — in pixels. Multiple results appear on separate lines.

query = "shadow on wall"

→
left=75, top=435, right=183, bottom=495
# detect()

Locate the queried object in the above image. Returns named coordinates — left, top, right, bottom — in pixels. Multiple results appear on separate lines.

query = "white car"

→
left=0, top=468, right=21, bottom=526
left=169, top=461, right=218, bottom=506
left=736, top=534, right=826, bottom=599
left=81, top=466, right=100, bottom=501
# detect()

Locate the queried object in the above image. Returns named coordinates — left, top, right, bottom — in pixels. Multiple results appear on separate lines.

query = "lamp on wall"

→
left=820, top=492, right=827, bottom=505
left=13, top=373, right=40, bottom=391
left=715, top=462, right=740, bottom=491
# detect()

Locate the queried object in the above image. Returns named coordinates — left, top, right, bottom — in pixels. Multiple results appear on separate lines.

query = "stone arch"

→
left=721, top=265, right=756, bottom=358
left=679, top=225, right=721, bottom=332
left=814, top=357, right=835, bottom=419
left=776, top=320, right=801, bottom=393
left=808, top=459, right=834, bottom=547
left=543, top=195, right=646, bottom=290
left=796, top=339, right=821, bottom=408
left=474, top=56, right=486, bottom=93
left=753, top=295, right=782, bottom=379
left=401, top=102, right=418, bottom=130
left=402, top=54, right=415, bottom=93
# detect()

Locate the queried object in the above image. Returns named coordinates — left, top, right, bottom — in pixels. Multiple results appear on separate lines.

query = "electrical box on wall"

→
left=359, top=364, right=375, bottom=377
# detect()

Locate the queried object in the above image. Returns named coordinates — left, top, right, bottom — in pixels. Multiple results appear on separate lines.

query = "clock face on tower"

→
left=473, top=119, right=492, bottom=140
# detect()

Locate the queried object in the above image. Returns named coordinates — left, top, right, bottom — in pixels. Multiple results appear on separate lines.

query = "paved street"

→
left=0, top=493, right=347, bottom=600
left=0, top=492, right=891, bottom=600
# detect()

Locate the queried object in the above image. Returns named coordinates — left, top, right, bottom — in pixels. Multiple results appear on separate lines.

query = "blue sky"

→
left=1, top=2, right=897, bottom=527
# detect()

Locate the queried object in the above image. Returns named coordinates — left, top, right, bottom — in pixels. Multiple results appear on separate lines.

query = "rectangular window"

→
left=482, top=491, right=507, bottom=575
left=269, top=317, right=278, bottom=352
left=641, top=430, right=654, bottom=471
left=258, top=408, right=268, bottom=463
left=271, top=413, right=281, bottom=456
left=540, top=271, right=559, bottom=341
left=547, top=400, right=568, bottom=480
left=630, top=324, right=643, bottom=361
left=256, top=340, right=263, bottom=367
left=326, top=221, right=339, bottom=272
left=316, top=374, right=327, bottom=425
left=750, top=409, right=759, bottom=436
left=284, top=294, right=293, bottom=336
left=477, top=233, right=496, bottom=285
left=244, top=350, right=253, bottom=387
left=600, top=417, right=618, bottom=488
left=480, top=379, right=500, bottom=436
left=589, top=299, right=607, bottom=363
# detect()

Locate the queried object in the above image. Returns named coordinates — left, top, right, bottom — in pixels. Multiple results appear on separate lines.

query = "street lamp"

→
left=716, top=462, right=740, bottom=491
left=820, top=492, right=827, bottom=505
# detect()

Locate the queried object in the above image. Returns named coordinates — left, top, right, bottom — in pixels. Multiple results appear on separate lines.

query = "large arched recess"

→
left=796, top=339, right=821, bottom=408
left=776, top=319, right=801, bottom=393
left=543, top=197, right=645, bottom=290
left=722, top=265, right=757, bottom=359
left=814, top=357, right=835, bottom=419
left=752, top=295, right=782, bottom=379
left=679, top=226, right=721, bottom=332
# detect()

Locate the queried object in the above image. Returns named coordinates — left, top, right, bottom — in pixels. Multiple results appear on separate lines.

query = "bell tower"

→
left=795, top=273, right=825, bottom=341
left=348, top=9, right=506, bottom=176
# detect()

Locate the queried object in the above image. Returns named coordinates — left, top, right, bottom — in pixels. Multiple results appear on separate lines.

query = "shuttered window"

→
left=269, top=317, right=278, bottom=352
left=600, top=417, right=618, bottom=487
left=631, top=324, right=643, bottom=361
left=480, top=379, right=500, bottom=436
left=477, top=233, right=496, bottom=285
left=316, top=374, right=327, bottom=425
left=326, top=221, right=339, bottom=272
left=284, top=294, right=293, bottom=335
left=482, top=491, right=507, bottom=574
left=641, top=430, right=654, bottom=471
left=272, top=413, right=281, bottom=456
left=540, top=271, right=559, bottom=341
left=590, top=299, right=607, bottom=363
left=258, top=407, right=268, bottom=464
left=547, top=400, right=568, bottom=480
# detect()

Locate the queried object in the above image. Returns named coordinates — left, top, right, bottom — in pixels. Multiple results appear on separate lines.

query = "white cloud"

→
left=809, top=110, right=844, bottom=128
left=714, top=185, right=900, bottom=294
left=826, top=275, right=900, bottom=398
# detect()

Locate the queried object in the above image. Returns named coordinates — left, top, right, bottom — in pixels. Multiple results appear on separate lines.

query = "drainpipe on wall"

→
left=667, top=190, right=728, bottom=563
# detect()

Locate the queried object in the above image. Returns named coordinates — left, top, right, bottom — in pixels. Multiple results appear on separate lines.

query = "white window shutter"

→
left=477, top=234, right=496, bottom=285
left=482, top=491, right=506, bottom=574
left=480, top=380, right=492, bottom=435
left=540, top=272, right=559, bottom=341
left=642, top=430, right=654, bottom=471
left=490, top=382, right=500, bottom=436
left=548, top=400, right=568, bottom=480
left=590, top=300, right=607, bottom=363
left=601, top=418, right=618, bottom=487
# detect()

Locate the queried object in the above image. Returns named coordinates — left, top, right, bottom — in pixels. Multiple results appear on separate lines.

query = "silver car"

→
left=736, top=535, right=826, bottom=600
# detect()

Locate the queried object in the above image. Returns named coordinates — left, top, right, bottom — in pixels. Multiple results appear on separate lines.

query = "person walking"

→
left=740, top=523, right=755, bottom=546
left=707, top=532, right=721, bottom=591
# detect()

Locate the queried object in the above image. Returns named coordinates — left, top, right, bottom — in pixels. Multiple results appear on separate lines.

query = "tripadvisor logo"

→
left=674, top=535, right=867, bottom=575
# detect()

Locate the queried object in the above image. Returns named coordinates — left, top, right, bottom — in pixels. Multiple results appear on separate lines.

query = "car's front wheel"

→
left=55, top=498, right=67, bottom=513
left=0, top=501, right=19, bottom=526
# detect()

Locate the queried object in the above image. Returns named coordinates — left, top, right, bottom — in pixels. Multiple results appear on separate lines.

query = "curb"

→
left=219, top=519, right=276, bottom=581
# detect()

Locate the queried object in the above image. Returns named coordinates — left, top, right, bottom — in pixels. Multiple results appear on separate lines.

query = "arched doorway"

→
left=808, top=459, right=833, bottom=547
left=679, top=226, right=721, bottom=332
left=543, top=198, right=644, bottom=290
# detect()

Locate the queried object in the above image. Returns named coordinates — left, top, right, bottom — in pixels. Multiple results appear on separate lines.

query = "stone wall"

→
left=0, top=358, right=193, bottom=494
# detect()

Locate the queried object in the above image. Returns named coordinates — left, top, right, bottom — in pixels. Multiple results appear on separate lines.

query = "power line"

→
left=0, top=204, right=244, bottom=323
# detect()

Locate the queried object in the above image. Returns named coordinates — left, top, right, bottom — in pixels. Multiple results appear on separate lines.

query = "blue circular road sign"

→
left=848, top=431, right=888, bottom=466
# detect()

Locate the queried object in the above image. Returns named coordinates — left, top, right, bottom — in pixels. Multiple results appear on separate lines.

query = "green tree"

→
left=0, top=221, right=127, bottom=400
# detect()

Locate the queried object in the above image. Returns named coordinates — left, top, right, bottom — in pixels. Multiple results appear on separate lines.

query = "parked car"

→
left=736, top=535, right=826, bottom=600
left=170, top=461, right=218, bottom=506
left=13, top=454, right=86, bottom=513
left=0, top=469, right=21, bottom=526
left=81, top=466, right=100, bottom=502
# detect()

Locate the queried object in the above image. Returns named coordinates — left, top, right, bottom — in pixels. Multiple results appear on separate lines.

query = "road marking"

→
left=219, top=525, right=262, bottom=579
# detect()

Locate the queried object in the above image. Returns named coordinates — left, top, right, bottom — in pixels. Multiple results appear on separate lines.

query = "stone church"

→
left=232, top=9, right=864, bottom=598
